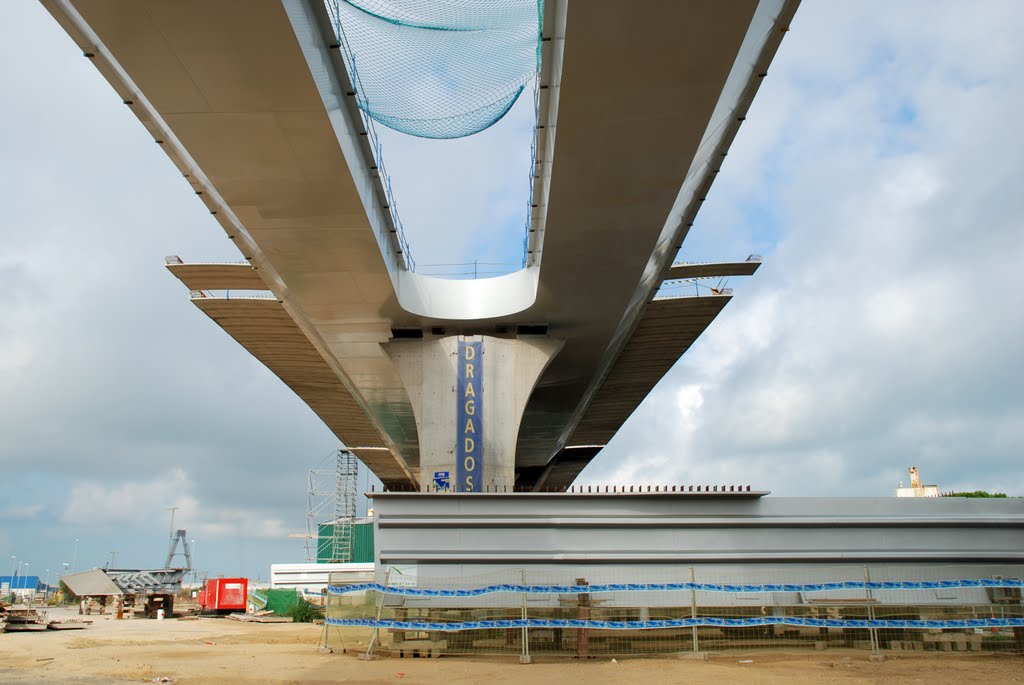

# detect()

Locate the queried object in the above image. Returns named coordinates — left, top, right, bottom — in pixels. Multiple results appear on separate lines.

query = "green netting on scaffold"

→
left=324, top=0, right=543, bottom=139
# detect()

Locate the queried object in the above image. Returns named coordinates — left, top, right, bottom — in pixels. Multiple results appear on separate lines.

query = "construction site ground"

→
left=0, top=608, right=1021, bottom=684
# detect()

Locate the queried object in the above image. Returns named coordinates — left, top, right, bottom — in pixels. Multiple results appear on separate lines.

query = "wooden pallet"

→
left=389, top=639, right=447, bottom=658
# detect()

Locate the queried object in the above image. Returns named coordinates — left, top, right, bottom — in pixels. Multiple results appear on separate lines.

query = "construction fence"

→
left=323, top=565, right=1024, bottom=659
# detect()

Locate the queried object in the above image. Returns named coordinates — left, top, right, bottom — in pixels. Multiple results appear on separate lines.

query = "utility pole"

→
left=166, top=506, right=180, bottom=543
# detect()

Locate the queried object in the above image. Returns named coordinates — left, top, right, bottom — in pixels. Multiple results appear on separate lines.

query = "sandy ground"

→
left=1, top=608, right=1022, bottom=685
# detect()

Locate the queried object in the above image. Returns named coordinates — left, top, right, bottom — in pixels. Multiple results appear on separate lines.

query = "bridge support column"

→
left=386, top=335, right=561, bottom=491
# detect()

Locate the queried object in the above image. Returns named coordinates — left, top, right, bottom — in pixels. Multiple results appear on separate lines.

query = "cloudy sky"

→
left=1, top=1, right=1022, bottom=581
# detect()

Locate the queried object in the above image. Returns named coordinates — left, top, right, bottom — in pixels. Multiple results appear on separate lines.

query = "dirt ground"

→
left=1, top=608, right=1022, bottom=685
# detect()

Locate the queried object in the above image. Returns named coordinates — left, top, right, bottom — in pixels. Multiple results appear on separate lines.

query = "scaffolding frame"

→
left=306, top=449, right=360, bottom=563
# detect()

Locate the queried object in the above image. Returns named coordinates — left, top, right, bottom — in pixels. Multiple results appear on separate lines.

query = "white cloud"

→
left=61, top=469, right=198, bottom=529
left=61, top=469, right=289, bottom=540
left=582, top=0, right=1024, bottom=497
left=0, top=504, right=45, bottom=521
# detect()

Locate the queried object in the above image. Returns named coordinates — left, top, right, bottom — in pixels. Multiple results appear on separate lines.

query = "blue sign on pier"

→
left=456, top=340, right=483, bottom=492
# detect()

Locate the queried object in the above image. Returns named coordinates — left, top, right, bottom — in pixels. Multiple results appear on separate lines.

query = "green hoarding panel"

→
left=264, top=588, right=297, bottom=615
left=316, top=522, right=374, bottom=563
left=353, top=523, right=374, bottom=563
left=317, top=523, right=332, bottom=564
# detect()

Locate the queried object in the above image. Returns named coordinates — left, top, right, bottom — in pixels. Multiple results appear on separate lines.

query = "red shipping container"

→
left=199, top=577, right=248, bottom=612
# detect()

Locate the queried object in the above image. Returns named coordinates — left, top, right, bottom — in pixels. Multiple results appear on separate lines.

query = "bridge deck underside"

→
left=41, top=0, right=798, bottom=490
left=570, top=295, right=732, bottom=447
left=523, top=294, right=731, bottom=489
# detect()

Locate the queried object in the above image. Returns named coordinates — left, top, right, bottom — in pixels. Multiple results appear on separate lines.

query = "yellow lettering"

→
left=464, top=381, right=475, bottom=398
left=465, top=345, right=475, bottom=360
left=464, top=417, right=475, bottom=434
left=465, top=399, right=475, bottom=415
left=464, top=456, right=475, bottom=472
left=465, top=475, right=474, bottom=491
left=465, top=362, right=474, bottom=379
left=464, top=437, right=475, bottom=453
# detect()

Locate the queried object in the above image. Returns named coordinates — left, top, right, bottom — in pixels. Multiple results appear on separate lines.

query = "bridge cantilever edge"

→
left=165, top=260, right=267, bottom=292
left=665, top=256, right=763, bottom=281
left=190, top=297, right=415, bottom=488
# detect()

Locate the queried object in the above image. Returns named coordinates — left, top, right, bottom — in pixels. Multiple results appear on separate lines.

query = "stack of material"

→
left=2, top=606, right=47, bottom=632
left=227, top=611, right=292, bottom=623
left=46, top=618, right=92, bottom=631
left=1, top=605, right=92, bottom=632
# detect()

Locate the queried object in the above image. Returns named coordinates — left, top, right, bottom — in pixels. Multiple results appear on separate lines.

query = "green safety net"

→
left=325, top=0, right=543, bottom=139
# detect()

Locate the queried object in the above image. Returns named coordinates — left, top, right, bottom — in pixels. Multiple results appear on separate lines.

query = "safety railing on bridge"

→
left=324, top=2, right=416, bottom=273
left=414, top=262, right=525, bottom=280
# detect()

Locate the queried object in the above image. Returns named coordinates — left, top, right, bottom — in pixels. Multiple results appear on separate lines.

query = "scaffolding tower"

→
left=305, top=449, right=360, bottom=563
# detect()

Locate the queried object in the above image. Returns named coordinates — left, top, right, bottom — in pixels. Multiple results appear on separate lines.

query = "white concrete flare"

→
left=386, top=336, right=563, bottom=490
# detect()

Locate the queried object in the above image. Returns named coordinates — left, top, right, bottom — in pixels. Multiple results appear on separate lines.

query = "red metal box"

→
left=199, top=577, right=248, bottom=611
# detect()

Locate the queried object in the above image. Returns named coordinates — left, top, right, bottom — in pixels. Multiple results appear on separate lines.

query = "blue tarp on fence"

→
left=326, top=616, right=1024, bottom=632
left=327, top=578, right=1024, bottom=598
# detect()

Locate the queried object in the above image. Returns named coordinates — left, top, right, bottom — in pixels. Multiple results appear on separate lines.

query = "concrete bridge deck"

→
left=41, top=0, right=799, bottom=489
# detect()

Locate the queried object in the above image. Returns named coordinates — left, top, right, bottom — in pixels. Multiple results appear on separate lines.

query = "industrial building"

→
left=365, top=491, right=1024, bottom=587
left=0, top=576, right=42, bottom=601
left=314, top=492, right=1024, bottom=657
left=268, top=516, right=375, bottom=594
left=271, top=562, right=373, bottom=595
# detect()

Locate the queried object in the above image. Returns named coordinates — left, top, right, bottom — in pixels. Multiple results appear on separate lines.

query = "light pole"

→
left=167, top=506, right=179, bottom=542
left=10, top=555, right=15, bottom=577
left=191, top=539, right=197, bottom=586
left=45, top=569, right=50, bottom=599
left=72, top=538, right=79, bottom=573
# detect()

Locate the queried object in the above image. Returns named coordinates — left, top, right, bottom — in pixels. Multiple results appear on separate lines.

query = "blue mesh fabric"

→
left=325, top=0, right=543, bottom=139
